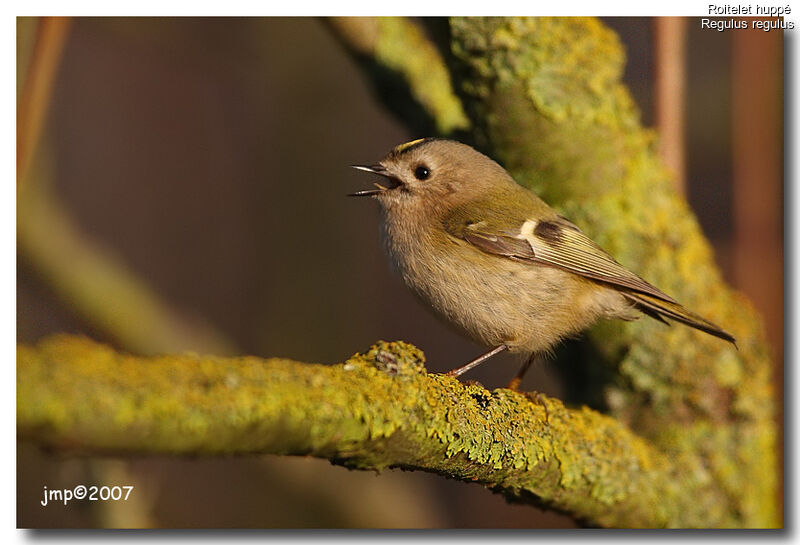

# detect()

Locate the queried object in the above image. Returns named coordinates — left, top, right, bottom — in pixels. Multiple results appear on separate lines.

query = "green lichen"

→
left=448, top=16, right=778, bottom=528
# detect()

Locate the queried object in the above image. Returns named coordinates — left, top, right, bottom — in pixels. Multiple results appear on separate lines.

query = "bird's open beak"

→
left=348, top=164, right=401, bottom=197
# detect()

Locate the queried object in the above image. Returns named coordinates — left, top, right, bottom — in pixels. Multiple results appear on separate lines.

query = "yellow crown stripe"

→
left=392, top=138, right=427, bottom=154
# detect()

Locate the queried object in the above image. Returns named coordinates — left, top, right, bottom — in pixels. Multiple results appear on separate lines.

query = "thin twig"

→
left=654, top=17, right=688, bottom=194
left=17, top=17, right=71, bottom=186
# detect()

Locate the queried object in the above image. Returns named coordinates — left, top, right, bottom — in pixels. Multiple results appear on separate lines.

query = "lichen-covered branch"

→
left=20, top=334, right=743, bottom=528
left=447, top=17, right=778, bottom=527
left=326, top=17, right=469, bottom=135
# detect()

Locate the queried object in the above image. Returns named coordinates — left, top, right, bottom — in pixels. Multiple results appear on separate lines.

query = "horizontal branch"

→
left=19, top=334, right=741, bottom=528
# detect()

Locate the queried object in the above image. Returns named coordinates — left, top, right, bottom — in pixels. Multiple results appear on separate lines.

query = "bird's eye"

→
left=414, top=165, right=431, bottom=180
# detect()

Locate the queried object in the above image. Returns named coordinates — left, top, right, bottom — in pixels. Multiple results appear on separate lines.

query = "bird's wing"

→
left=445, top=205, right=677, bottom=304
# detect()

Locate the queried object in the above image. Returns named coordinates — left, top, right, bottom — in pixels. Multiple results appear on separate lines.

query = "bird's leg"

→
left=445, top=344, right=508, bottom=378
left=506, top=353, right=535, bottom=391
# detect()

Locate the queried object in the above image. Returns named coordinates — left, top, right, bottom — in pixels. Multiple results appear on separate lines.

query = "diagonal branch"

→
left=326, top=17, right=469, bottom=136
left=447, top=16, right=778, bottom=528
left=18, top=174, right=236, bottom=356
left=19, top=334, right=740, bottom=528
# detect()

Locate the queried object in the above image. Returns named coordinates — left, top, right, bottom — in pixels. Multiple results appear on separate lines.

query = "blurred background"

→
left=17, top=17, right=783, bottom=528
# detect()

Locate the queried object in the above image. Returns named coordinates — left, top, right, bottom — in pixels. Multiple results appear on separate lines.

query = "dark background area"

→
left=17, top=17, right=783, bottom=528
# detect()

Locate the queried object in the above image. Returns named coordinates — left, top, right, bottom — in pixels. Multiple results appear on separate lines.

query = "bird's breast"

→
left=378, top=210, right=632, bottom=353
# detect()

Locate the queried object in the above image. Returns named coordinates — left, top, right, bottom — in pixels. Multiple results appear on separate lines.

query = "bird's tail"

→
left=623, top=291, right=736, bottom=346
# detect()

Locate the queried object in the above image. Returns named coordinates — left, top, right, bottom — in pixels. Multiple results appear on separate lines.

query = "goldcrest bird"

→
left=350, top=138, right=735, bottom=388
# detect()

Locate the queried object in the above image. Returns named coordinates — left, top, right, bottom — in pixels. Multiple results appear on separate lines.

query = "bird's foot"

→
left=524, top=390, right=550, bottom=424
